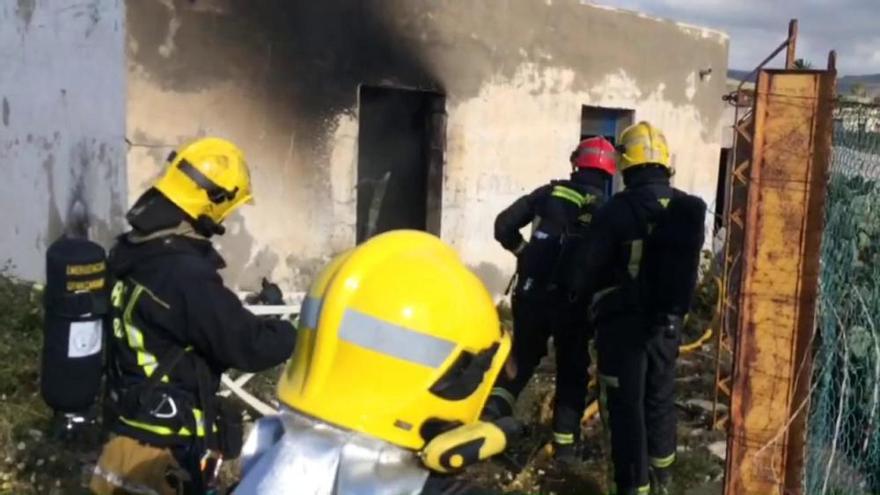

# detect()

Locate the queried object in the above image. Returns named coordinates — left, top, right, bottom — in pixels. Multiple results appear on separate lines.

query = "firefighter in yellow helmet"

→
left=569, top=122, right=706, bottom=495
left=90, top=138, right=297, bottom=495
left=234, top=230, right=522, bottom=495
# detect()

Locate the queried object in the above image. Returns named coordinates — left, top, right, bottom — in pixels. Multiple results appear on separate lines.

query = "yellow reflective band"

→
left=123, top=285, right=161, bottom=380
left=637, top=484, right=651, bottom=494
left=578, top=212, right=593, bottom=223
left=650, top=452, right=676, bottom=468
left=553, top=432, right=575, bottom=445
left=193, top=408, right=206, bottom=437
left=628, top=240, right=643, bottom=278
left=119, top=417, right=191, bottom=437
left=490, top=387, right=517, bottom=409
left=66, top=261, right=105, bottom=275
left=551, top=185, right=585, bottom=207
left=119, top=408, right=211, bottom=438
left=658, top=198, right=670, bottom=208
left=67, top=278, right=104, bottom=291
left=111, top=280, right=125, bottom=309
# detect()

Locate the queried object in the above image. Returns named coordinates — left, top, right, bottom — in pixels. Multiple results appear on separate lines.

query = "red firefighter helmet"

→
left=570, top=136, right=617, bottom=176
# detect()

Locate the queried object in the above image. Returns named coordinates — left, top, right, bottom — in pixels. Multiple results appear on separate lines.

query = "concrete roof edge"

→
left=578, top=1, right=730, bottom=42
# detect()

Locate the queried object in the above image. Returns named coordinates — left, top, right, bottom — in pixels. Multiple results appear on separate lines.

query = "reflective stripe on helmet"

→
left=551, top=185, right=586, bottom=207
left=338, top=309, right=456, bottom=368
left=575, top=146, right=615, bottom=159
left=300, top=295, right=322, bottom=329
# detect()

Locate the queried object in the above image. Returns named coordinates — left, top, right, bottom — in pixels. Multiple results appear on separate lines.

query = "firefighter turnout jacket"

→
left=494, top=169, right=609, bottom=296
left=570, top=166, right=688, bottom=322
left=105, top=232, right=296, bottom=448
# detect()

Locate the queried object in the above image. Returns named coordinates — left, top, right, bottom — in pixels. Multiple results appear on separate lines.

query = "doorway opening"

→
left=356, top=86, right=446, bottom=243
left=580, top=105, right=634, bottom=194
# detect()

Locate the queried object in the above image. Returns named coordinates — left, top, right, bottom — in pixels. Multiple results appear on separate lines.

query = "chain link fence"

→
left=807, top=127, right=880, bottom=494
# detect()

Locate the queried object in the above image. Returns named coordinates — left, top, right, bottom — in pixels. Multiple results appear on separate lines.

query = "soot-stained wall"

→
left=0, top=0, right=126, bottom=282
left=127, top=0, right=729, bottom=293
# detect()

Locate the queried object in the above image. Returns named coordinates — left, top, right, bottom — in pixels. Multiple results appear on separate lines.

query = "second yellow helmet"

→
left=277, top=230, right=512, bottom=450
left=154, top=137, right=253, bottom=224
left=618, top=121, right=671, bottom=171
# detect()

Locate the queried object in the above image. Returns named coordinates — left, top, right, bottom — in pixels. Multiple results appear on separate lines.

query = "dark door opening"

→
left=715, top=148, right=731, bottom=234
left=580, top=105, right=634, bottom=195
left=356, top=86, right=445, bottom=243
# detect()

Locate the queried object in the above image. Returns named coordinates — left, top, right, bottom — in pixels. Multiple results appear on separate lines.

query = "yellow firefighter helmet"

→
left=154, top=137, right=253, bottom=224
left=618, top=121, right=671, bottom=171
left=277, top=230, right=512, bottom=450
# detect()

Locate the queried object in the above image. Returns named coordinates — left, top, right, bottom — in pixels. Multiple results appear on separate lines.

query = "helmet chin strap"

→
left=193, top=214, right=226, bottom=237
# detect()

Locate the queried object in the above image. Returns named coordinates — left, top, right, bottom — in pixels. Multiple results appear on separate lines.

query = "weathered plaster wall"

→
left=0, top=0, right=126, bottom=282
left=127, top=0, right=728, bottom=293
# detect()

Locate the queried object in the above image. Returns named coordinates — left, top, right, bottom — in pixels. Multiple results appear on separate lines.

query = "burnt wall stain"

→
left=128, top=0, right=446, bottom=241
left=42, top=152, right=63, bottom=245
left=128, top=0, right=727, bottom=227
left=127, top=0, right=440, bottom=155
left=2, top=98, right=9, bottom=127
left=128, top=0, right=726, bottom=141
left=66, top=139, right=98, bottom=239
left=16, top=0, right=36, bottom=29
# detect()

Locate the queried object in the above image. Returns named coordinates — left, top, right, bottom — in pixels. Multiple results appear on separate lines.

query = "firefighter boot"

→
left=649, top=466, right=672, bottom=495
left=481, top=387, right=516, bottom=421
left=552, top=432, right=581, bottom=467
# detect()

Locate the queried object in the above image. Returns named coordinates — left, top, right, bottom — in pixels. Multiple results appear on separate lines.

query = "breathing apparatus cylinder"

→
left=40, top=236, right=109, bottom=416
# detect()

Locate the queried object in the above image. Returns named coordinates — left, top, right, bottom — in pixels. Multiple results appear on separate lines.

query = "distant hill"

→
left=728, top=69, right=880, bottom=97
left=839, top=74, right=880, bottom=97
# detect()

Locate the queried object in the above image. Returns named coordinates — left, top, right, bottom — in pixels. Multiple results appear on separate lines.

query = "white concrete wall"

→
left=441, top=66, right=726, bottom=290
left=127, top=0, right=729, bottom=294
left=0, top=0, right=126, bottom=282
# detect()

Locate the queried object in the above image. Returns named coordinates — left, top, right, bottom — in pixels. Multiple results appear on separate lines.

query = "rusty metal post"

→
left=714, top=21, right=798, bottom=433
left=785, top=19, right=798, bottom=69
left=713, top=87, right=753, bottom=431
left=723, top=66, right=836, bottom=495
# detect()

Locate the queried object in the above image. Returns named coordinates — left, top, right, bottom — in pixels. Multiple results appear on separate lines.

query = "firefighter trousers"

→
left=492, top=293, right=590, bottom=441
left=596, top=313, right=678, bottom=493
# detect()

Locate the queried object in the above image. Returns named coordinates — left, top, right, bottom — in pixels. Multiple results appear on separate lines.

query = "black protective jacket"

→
left=494, top=169, right=609, bottom=295
left=106, top=233, right=296, bottom=446
left=569, top=167, right=685, bottom=322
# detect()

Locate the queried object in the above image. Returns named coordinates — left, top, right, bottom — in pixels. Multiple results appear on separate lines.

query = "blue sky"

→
left=604, top=0, right=879, bottom=75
